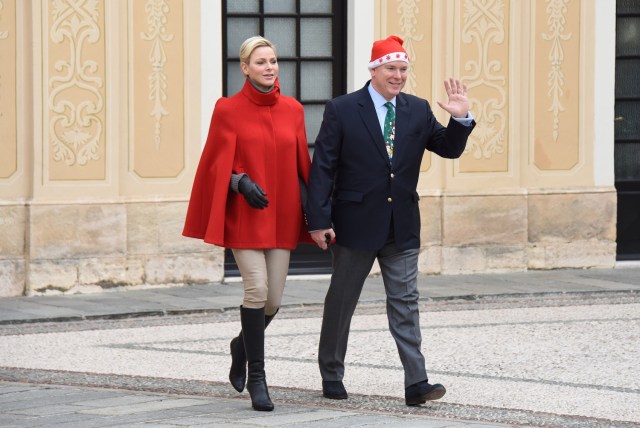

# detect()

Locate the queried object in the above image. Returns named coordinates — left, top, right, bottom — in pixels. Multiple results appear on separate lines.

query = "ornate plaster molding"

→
left=462, top=0, right=507, bottom=160
left=396, top=0, right=423, bottom=95
left=0, top=1, right=8, bottom=42
left=542, top=0, right=571, bottom=142
left=141, top=0, right=174, bottom=150
left=49, top=0, right=104, bottom=166
left=0, top=0, right=8, bottom=119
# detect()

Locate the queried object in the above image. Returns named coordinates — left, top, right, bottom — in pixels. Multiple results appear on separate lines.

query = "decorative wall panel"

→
left=458, top=0, right=510, bottom=173
left=0, top=0, right=16, bottom=179
left=130, top=0, right=184, bottom=178
left=383, top=0, right=433, bottom=170
left=533, top=0, right=580, bottom=170
left=46, top=0, right=106, bottom=180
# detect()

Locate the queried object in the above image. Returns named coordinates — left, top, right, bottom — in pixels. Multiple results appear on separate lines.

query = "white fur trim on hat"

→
left=367, top=52, right=409, bottom=69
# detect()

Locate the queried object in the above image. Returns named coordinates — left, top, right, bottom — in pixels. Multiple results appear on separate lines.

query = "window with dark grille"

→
left=615, top=0, right=640, bottom=259
left=221, top=0, right=346, bottom=276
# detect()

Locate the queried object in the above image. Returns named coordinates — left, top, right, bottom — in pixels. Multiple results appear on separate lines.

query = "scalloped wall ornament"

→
left=396, top=0, right=423, bottom=95
left=542, top=0, right=571, bottom=142
left=461, top=0, right=506, bottom=160
left=0, top=0, right=8, bottom=119
left=48, top=0, right=103, bottom=166
left=0, top=0, right=8, bottom=40
left=0, top=1, right=8, bottom=41
left=141, top=0, right=174, bottom=150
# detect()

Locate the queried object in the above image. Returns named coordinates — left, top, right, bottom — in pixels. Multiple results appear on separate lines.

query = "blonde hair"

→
left=239, top=36, right=277, bottom=65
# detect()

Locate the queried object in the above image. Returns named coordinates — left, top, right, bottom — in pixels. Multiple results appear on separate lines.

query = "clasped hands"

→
left=311, top=229, right=335, bottom=250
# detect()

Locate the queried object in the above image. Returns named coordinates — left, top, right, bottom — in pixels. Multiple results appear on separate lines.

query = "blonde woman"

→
left=183, top=36, right=312, bottom=411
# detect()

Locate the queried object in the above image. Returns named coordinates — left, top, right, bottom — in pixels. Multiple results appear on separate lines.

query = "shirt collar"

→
left=367, top=82, right=396, bottom=109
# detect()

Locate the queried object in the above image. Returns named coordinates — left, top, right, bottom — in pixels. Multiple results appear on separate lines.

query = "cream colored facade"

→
left=0, top=0, right=617, bottom=296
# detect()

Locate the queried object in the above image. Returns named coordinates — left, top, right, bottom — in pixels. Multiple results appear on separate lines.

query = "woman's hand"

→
left=238, top=175, right=269, bottom=209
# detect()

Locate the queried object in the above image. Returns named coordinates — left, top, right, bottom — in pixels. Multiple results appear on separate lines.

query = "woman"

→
left=182, top=36, right=312, bottom=411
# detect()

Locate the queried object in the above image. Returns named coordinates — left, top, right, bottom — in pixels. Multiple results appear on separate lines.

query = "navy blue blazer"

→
left=306, top=81, right=475, bottom=251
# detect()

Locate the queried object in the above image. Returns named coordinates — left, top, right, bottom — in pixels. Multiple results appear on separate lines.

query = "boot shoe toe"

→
left=405, top=381, right=446, bottom=406
left=229, top=337, right=246, bottom=392
left=322, top=380, right=348, bottom=400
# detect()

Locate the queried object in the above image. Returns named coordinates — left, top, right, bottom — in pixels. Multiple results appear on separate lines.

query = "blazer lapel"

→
left=394, top=93, right=412, bottom=164
left=356, top=86, right=391, bottom=164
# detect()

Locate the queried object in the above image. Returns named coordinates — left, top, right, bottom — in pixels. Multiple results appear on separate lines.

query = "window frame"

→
left=220, top=0, right=345, bottom=276
left=221, top=0, right=346, bottom=149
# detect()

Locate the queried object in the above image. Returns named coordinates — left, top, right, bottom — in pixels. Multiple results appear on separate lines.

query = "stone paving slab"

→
left=2, top=267, right=640, bottom=325
left=0, top=381, right=508, bottom=428
left=1, top=267, right=640, bottom=427
left=1, top=291, right=639, bottom=427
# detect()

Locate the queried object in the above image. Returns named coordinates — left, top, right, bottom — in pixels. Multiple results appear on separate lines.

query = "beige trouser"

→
left=231, top=248, right=290, bottom=316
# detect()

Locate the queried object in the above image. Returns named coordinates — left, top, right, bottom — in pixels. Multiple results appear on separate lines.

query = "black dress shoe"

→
left=322, top=380, right=348, bottom=399
left=405, top=381, right=446, bottom=406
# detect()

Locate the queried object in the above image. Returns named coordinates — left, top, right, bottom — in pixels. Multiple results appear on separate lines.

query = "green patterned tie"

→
left=383, top=102, right=395, bottom=161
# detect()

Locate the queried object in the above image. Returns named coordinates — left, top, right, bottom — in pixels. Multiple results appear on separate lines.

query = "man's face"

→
left=369, top=61, right=408, bottom=100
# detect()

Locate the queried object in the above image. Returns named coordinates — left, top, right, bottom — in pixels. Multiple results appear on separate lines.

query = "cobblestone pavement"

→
left=0, top=266, right=639, bottom=427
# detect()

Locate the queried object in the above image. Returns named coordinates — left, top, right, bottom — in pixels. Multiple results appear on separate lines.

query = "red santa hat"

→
left=368, top=35, right=410, bottom=69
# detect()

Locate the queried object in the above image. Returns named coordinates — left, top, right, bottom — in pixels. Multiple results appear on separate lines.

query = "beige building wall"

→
left=0, top=0, right=218, bottom=297
left=0, top=0, right=617, bottom=297
left=375, top=0, right=616, bottom=275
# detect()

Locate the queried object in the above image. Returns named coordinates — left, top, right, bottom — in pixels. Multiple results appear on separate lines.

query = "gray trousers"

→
left=317, top=234, right=428, bottom=388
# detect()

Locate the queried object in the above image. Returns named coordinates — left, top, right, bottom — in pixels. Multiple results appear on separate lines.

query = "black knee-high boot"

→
left=229, top=307, right=278, bottom=392
left=241, top=306, right=274, bottom=411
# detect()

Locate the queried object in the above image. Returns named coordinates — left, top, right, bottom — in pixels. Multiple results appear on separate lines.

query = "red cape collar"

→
left=241, top=78, right=280, bottom=106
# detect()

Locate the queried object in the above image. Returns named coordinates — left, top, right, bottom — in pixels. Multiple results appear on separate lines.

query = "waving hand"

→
left=436, top=78, right=470, bottom=119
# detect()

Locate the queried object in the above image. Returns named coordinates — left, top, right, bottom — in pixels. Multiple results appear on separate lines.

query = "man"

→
left=305, top=35, right=475, bottom=406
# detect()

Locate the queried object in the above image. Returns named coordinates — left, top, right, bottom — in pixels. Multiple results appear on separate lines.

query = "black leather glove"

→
left=238, top=175, right=269, bottom=209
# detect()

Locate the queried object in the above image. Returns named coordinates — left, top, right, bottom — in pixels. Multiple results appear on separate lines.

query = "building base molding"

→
left=418, top=187, right=617, bottom=275
left=0, top=200, right=224, bottom=297
left=0, top=187, right=618, bottom=296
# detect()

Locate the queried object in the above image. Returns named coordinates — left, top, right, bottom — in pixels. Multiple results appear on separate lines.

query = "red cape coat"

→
left=183, top=79, right=313, bottom=249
